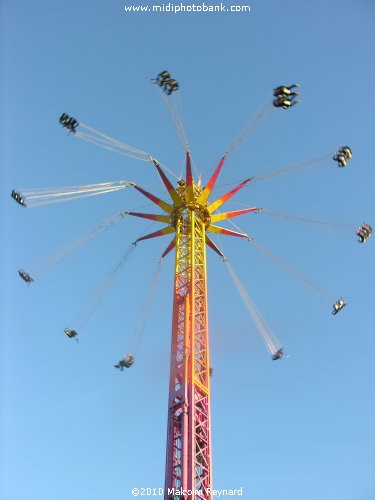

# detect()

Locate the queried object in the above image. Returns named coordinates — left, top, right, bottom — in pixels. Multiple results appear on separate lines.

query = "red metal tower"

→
left=129, top=151, right=257, bottom=499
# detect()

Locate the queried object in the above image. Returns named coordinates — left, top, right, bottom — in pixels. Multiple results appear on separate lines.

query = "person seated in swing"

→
left=272, top=348, right=284, bottom=361
left=64, top=328, right=79, bottom=342
left=273, top=84, right=299, bottom=98
left=11, top=190, right=26, bottom=206
left=356, top=224, right=372, bottom=243
left=332, top=298, right=346, bottom=315
left=332, top=152, right=348, bottom=167
left=164, top=79, right=179, bottom=95
left=155, top=70, right=171, bottom=86
left=18, top=269, right=34, bottom=282
left=339, top=146, right=352, bottom=160
left=114, top=353, right=135, bottom=370
left=59, top=113, right=79, bottom=133
left=273, top=96, right=300, bottom=109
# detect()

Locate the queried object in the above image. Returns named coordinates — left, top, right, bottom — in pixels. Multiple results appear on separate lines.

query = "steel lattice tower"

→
left=165, top=179, right=212, bottom=498
left=129, top=151, right=256, bottom=499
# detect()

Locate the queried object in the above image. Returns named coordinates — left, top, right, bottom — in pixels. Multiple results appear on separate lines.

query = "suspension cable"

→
left=79, top=122, right=150, bottom=156
left=15, top=181, right=134, bottom=208
left=28, top=212, right=128, bottom=279
left=72, top=244, right=136, bottom=332
left=225, top=216, right=336, bottom=302
left=224, top=259, right=282, bottom=356
left=226, top=100, right=274, bottom=159
left=159, top=88, right=189, bottom=150
left=75, top=131, right=151, bottom=162
left=249, top=239, right=334, bottom=303
left=127, top=260, right=163, bottom=355
left=261, top=208, right=352, bottom=231
left=253, top=153, right=332, bottom=182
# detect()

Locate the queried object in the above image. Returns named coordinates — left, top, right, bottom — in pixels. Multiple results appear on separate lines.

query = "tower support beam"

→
left=165, top=207, right=212, bottom=499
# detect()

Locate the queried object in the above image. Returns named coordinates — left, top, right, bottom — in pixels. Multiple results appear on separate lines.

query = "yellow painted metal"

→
left=152, top=215, right=170, bottom=223
left=210, top=208, right=256, bottom=223
left=166, top=183, right=212, bottom=497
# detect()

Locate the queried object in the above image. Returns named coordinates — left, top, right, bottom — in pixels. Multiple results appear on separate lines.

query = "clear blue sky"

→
left=1, top=1, right=375, bottom=499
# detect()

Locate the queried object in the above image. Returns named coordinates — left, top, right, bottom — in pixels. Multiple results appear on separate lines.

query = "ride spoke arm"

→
left=152, top=160, right=183, bottom=206
left=133, top=185, right=173, bottom=214
left=205, top=235, right=226, bottom=260
left=206, top=225, right=250, bottom=239
left=134, top=226, right=175, bottom=244
left=126, top=212, right=170, bottom=223
left=185, top=150, right=194, bottom=202
left=207, top=178, right=253, bottom=214
left=197, top=155, right=227, bottom=205
left=211, top=207, right=259, bottom=223
left=160, top=237, right=177, bottom=260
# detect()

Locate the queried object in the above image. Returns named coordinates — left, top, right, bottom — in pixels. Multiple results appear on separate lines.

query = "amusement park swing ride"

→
left=12, top=71, right=372, bottom=499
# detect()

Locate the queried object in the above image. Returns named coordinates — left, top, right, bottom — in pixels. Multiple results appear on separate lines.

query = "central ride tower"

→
left=131, top=150, right=254, bottom=500
left=165, top=163, right=212, bottom=499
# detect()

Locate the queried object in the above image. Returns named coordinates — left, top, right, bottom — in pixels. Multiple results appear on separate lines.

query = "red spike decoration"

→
left=206, top=225, right=250, bottom=238
left=127, top=211, right=170, bottom=223
left=197, top=155, right=226, bottom=204
left=205, top=235, right=226, bottom=259
left=133, top=184, right=173, bottom=214
left=161, top=237, right=176, bottom=259
left=134, top=226, right=174, bottom=243
left=152, top=159, right=183, bottom=206
left=185, top=149, right=194, bottom=202
left=211, top=207, right=258, bottom=223
left=131, top=152, right=257, bottom=498
left=207, top=178, right=253, bottom=214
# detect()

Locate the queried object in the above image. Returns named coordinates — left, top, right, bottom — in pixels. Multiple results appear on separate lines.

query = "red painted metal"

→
left=135, top=226, right=174, bottom=243
left=207, top=178, right=252, bottom=213
left=198, top=156, right=226, bottom=204
left=129, top=155, right=254, bottom=499
left=133, top=184, right=173, bottom=214
left=164, top=159, right=212, bottom=500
